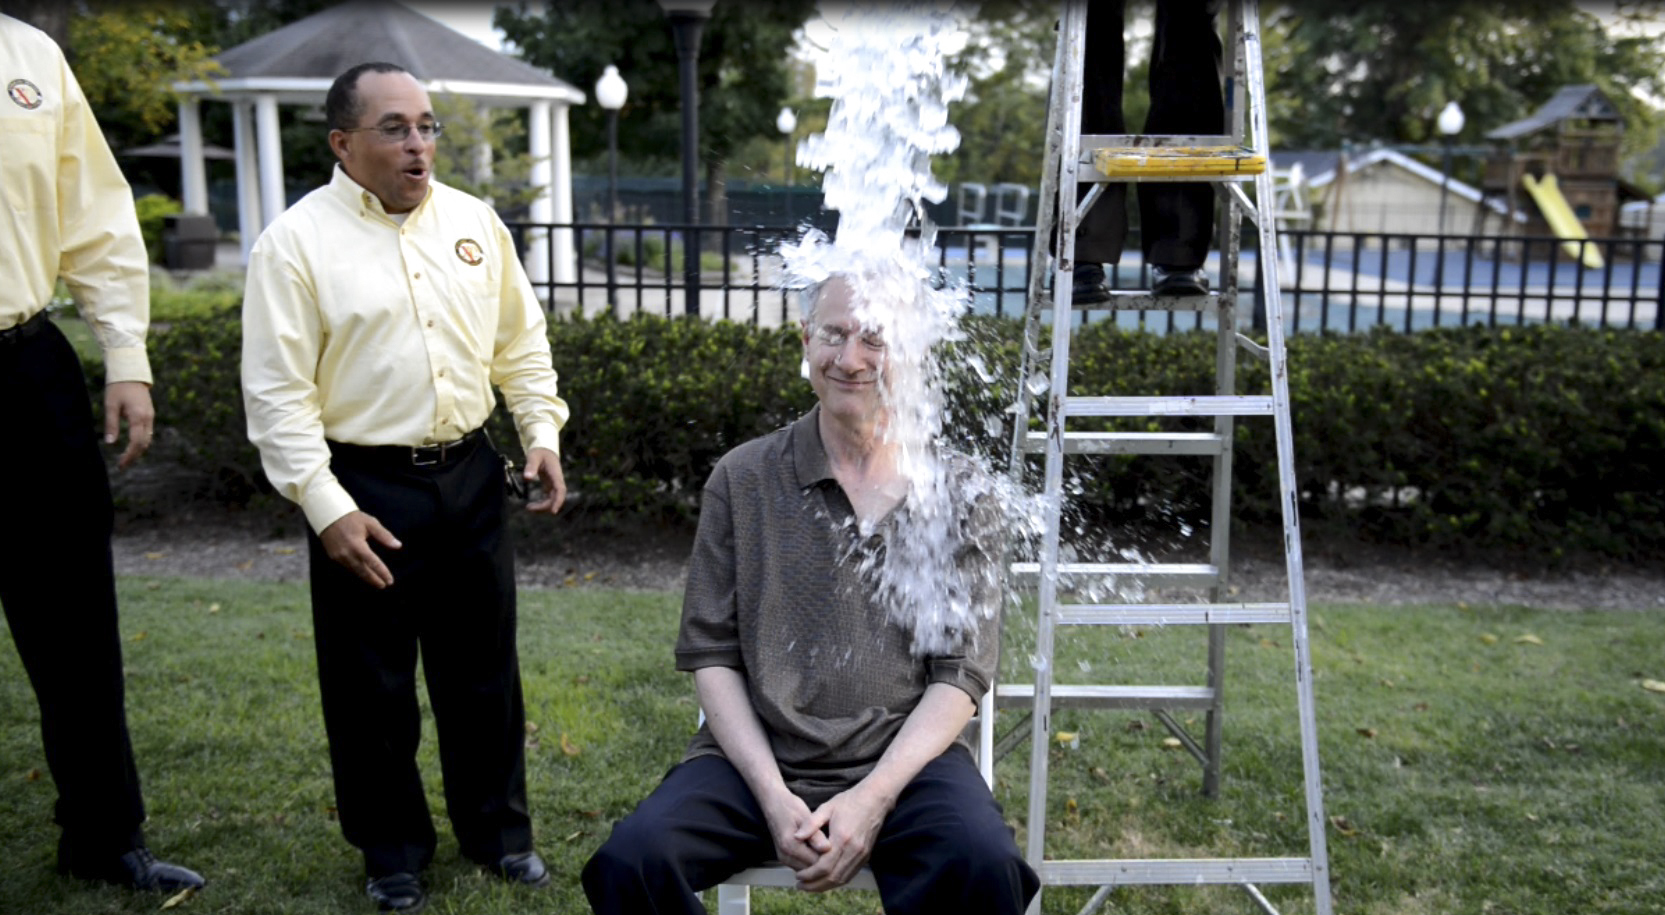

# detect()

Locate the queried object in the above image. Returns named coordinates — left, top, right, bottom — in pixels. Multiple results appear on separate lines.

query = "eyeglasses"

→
left=341, top=121, right=444, bottom=143
left=810, top=324, right=887, bottom=351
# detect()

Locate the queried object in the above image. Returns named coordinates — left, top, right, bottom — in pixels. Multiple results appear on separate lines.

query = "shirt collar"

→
left=327, top=164, right=431, bottom=221
left=791, top=404, right=835, bottom=490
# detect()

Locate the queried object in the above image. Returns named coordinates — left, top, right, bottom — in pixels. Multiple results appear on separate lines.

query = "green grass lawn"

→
left=2, top=578, right=1662, bottom=914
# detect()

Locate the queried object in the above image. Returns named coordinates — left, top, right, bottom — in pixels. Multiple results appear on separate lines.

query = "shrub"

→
left=145, top=309, right=267, bottom=503
left=150, top=271, right=243, bottom=322
left=614, top=234, right=668, bottom=269
left=609, top=234, right=730, bottom=273
left=90, top=309, right=1665, bottom=562
left=134, top=193, right=182, bottom=265
left=515, top=311, right=814, bottom=524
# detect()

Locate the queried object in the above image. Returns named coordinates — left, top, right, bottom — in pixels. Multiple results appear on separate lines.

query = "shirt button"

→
left=441, top=418, right=450, bottom=425
left=414, top=271, right=421, bottom=279
left=426, top=320, right=435, bottom=328
left=437, top=369, right=446, bottom=378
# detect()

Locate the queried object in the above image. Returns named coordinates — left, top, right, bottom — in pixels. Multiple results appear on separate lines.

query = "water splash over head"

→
left=785, top=2, right=1043, bottom=658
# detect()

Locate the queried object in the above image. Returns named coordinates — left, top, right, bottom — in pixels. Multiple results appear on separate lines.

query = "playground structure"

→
left=1480, top=84, right=1640, bottom=256
left=1522, top=172, right=1605, bottom=268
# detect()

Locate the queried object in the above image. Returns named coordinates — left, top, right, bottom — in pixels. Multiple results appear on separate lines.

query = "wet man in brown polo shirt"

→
left=581, top=274, right=1038, bottom=914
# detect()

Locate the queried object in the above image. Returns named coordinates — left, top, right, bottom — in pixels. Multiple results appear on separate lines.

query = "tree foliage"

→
left=1263, top=0, right=1665, bottom=161
left=493, top=0, right=815, bottom=192
left=937, top=1, right=1055, bottom=190
left=65, top=2, right=224, bottom=149
left=57, top=1, right=552, bottom=206
left=430, top=93, right=541, bottom=213
left=908, top=1, right=1665, bottom=195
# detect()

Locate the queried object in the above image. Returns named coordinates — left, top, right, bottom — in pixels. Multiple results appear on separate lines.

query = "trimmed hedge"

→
left=134, top=194, right=182, bottom=265
left=93, top=311, right=1665, bottom=562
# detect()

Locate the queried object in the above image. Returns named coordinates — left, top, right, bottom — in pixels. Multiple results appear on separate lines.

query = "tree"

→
left=1263, top=0, right=1665, bottom=164
left=430, top=93, right=541, bottom=213
left=937, top=1, right=1055, bottom=191
left=62, top=2, right=224, bottom=152
left=0, top=0, right=68, bottom=45
left=494, top=0, right=816, bottom=224
left=902, top=1, right=1665, bottom=201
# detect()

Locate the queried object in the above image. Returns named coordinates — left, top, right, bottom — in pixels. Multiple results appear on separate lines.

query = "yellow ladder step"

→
left=1092, top=145, right=1267, bottom=178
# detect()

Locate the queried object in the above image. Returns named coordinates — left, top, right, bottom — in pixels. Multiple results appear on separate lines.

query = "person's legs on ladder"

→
left=1140, top=0, right=1226, bottom=296
left=1072, top=0, right=1129, bottom=305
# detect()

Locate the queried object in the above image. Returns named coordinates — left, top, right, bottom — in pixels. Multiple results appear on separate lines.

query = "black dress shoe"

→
left=489, top=850, right=551, bottom=888
left=366, top=872, right=426, bottom=913
left=1071, top=263, right=1112, bottom=305
left=1151, top=265, right=1209, bottom=296
left=60, top=845, right=206, bottom=892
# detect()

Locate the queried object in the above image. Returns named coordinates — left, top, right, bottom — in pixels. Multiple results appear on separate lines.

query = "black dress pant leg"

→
left=307, top=461, right=440, bottom=878
left=1074, top=0, right=1129, bottom=267
left=581, top=755, right=777, bottom=915
left=1138, top=0, right=1226, bottom=270
left=0, top=321, right=146, bottom=858
left=421, top=443, right=531, bottom=865
left=308, top=442, right=530, bottom=878
left=868, top=748, right=1039, bottom=915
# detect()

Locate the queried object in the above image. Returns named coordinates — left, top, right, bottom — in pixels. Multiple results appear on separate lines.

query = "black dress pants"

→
left=1076, top=0, right=1226, bottom=271
left=581, top=749, right=1039, bottom=915
left=307, top=438, right=532, bottom=878
left=0, top=316, right=147, bottom=859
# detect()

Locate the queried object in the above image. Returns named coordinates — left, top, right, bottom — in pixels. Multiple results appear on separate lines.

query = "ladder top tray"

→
left=1091, top=145, right=1267, bottom=179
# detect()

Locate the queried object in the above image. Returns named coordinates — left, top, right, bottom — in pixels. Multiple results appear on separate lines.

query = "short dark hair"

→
left=325, top=62, right=409, bottom=131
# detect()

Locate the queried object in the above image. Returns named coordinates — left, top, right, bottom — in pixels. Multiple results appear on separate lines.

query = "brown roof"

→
left=1486, top=85, right=1622, bottom=141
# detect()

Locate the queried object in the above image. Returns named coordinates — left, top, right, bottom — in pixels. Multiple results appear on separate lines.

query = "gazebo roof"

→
left=174, top=0, right=584, bottom=107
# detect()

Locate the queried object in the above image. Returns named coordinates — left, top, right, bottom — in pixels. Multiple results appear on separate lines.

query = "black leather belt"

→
left=327, top=427, right=486, bottom=469
left=0, top=310, right=48, bottom=347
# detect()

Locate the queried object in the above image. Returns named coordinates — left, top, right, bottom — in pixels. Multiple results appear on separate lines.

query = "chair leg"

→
left=716, top=883, right=751, bottom=915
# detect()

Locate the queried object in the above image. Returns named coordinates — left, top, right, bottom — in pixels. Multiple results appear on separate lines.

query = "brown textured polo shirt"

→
left=675, top=406, right=1002, bottom=806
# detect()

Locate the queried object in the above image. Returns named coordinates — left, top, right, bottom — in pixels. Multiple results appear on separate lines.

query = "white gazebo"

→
left=171, top=0, right=585, bottom=289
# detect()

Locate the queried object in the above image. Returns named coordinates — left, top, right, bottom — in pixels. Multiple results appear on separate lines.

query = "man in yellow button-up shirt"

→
left=0, top=13, right=202, bottom=894
left=241, top=62, right=568, bottom=913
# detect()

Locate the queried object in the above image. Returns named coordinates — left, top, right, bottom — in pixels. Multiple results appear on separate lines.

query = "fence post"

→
left=1656, top=233, right=1664, bottom=331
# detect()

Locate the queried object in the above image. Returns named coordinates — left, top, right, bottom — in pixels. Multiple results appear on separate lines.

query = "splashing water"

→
left=784, top=2, right=1044, bottom=659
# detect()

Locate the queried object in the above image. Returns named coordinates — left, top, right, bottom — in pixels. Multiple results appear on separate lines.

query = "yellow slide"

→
left=1522, top=172, right=1604, bottom=269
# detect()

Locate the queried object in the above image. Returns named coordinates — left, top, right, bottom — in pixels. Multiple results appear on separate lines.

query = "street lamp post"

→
left=659, top=0, right=716, bottom=317
left=776, top=106, right=796, bottom=227
left=595, top=64, right=628, bottom=306
left=1434, top=100, right=1465, bottom=290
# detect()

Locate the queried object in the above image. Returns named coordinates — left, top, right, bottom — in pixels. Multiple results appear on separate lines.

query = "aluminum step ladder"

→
left=1002, top=2, right=1332, bottom=913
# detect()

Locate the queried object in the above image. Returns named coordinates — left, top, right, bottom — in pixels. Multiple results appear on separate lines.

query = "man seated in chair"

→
left=582, top=273, right=1038, bottom=915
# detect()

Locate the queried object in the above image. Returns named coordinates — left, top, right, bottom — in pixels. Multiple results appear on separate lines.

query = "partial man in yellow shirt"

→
left=240, top=62, right=568, bottom=915
left=0, top=12, right=203, bottom=895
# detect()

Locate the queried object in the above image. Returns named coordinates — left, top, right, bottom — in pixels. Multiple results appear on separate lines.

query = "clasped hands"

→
left=763, top=782, right=892, bottom=893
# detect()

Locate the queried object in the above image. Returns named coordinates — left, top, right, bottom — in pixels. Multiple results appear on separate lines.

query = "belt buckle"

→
left=411, top=442, right=444, bottom=466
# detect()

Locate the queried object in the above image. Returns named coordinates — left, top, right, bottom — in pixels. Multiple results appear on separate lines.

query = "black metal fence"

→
left=1281, top=230, right=1664, bottom=333
left=507, top=221, right=1663, bottom=333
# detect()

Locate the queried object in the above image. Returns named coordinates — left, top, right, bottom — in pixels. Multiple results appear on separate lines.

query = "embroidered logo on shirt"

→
left=454, top=239, right=484, bottom=266
left=7, top=79, right=43, bottom=110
